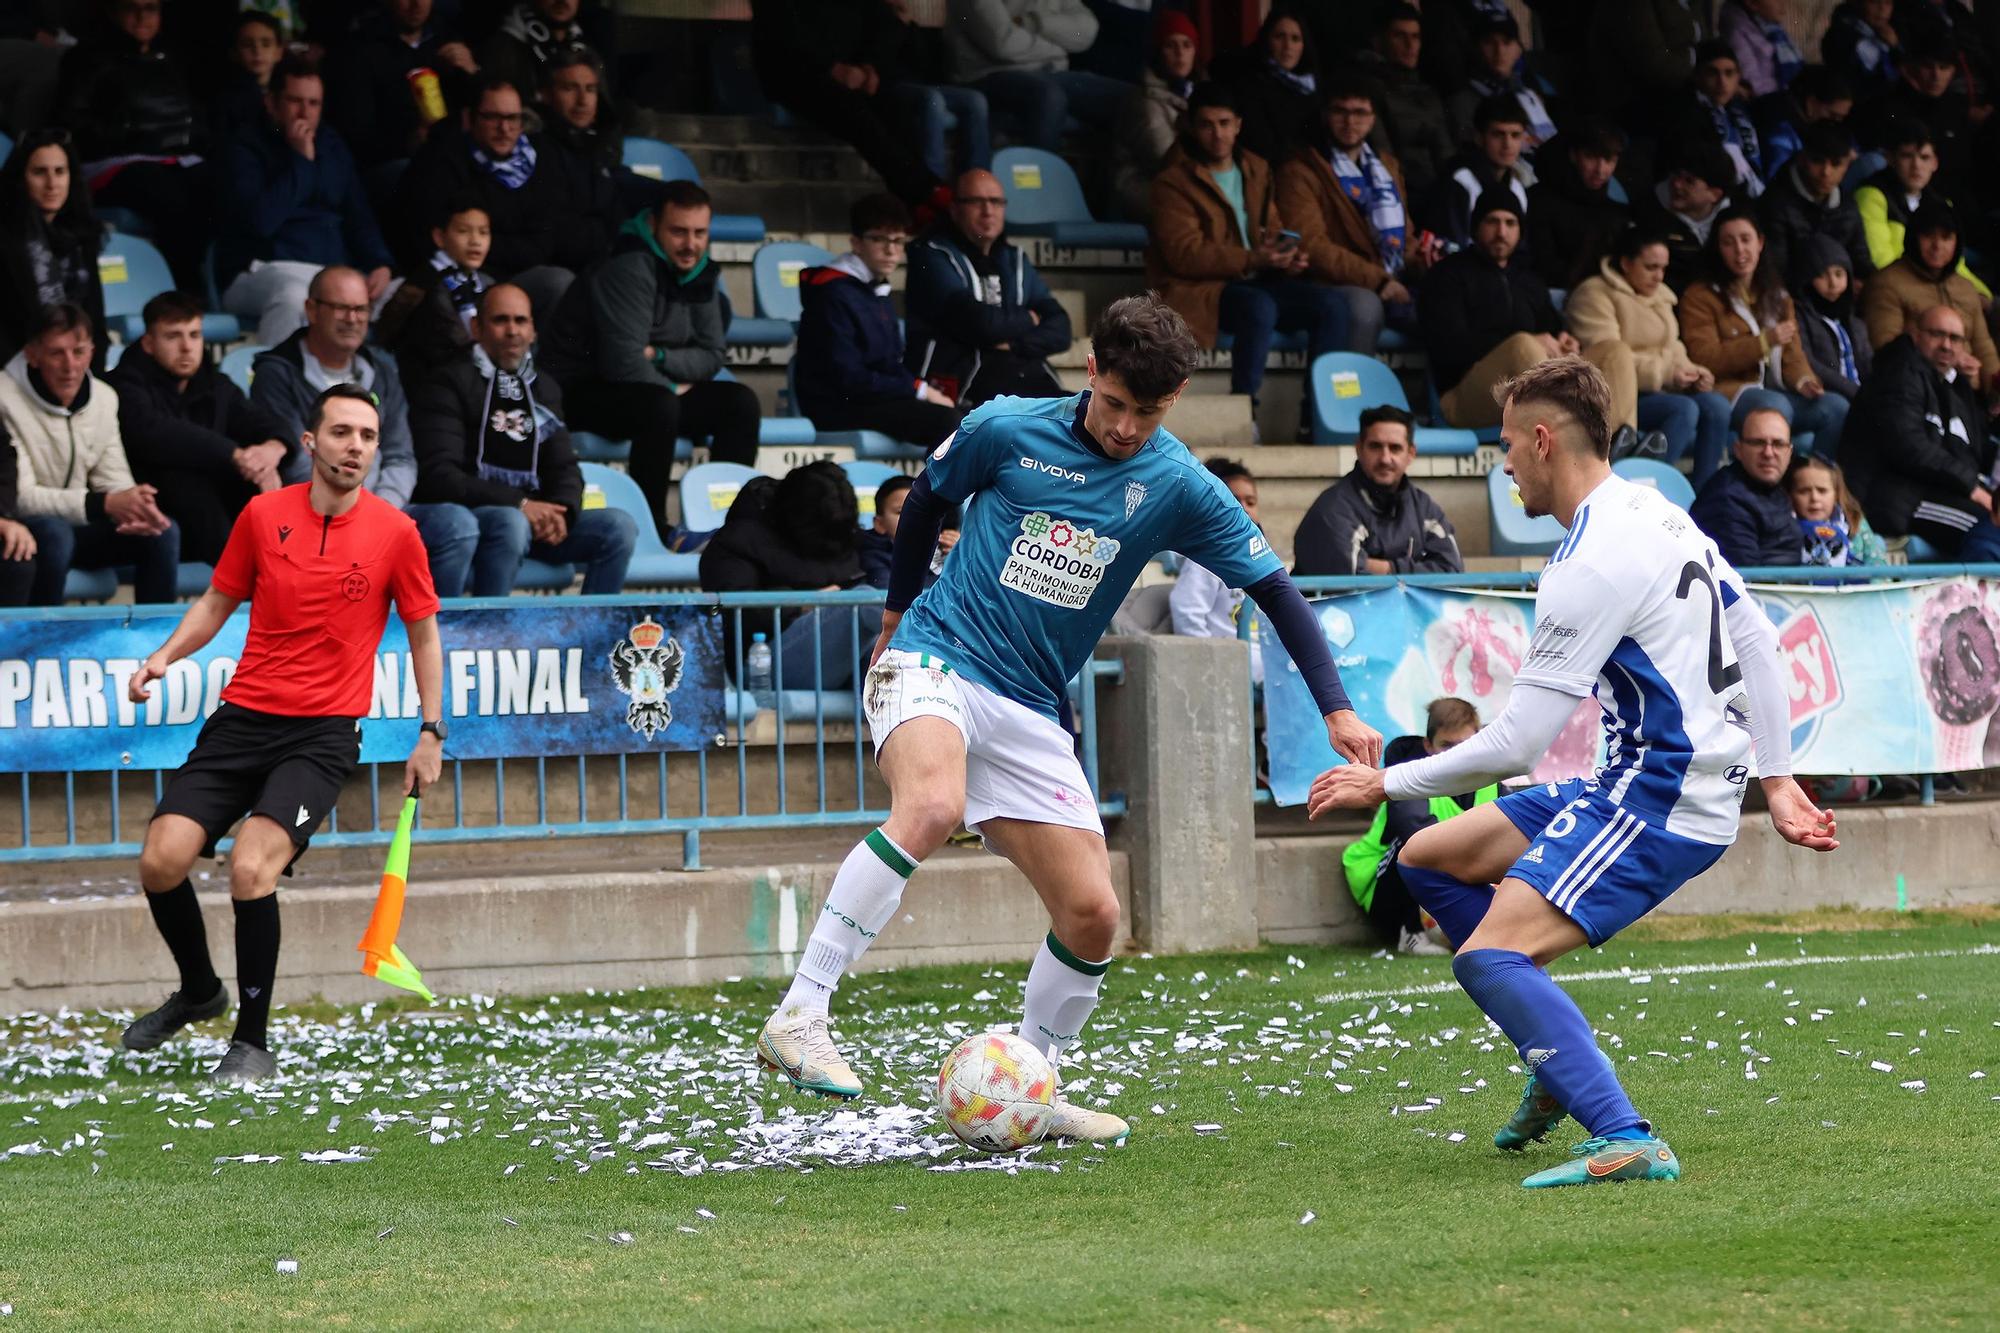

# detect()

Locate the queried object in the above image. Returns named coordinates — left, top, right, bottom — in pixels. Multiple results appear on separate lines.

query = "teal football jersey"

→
left=893, top=392, right=1281, bottom=720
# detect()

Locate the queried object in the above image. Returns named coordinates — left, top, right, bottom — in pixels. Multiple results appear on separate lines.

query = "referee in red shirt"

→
left=122, top=383, right=445, bottom=1084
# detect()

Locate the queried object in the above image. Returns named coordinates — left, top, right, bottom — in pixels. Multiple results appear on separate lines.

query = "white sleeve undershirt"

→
left=1724, top=592, right=1793, bottom=778
left=1382, top=683, right=1582, bottom=800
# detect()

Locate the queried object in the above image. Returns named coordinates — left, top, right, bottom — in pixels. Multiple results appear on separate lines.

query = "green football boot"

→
left=1493, top=1075, right=1568, bottom=1150
left=1521, top=1134, right=1680, bottom=1189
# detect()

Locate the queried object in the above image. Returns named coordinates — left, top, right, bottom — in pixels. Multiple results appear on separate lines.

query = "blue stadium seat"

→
left=63, top=567, right=118, bottom=602
left=174, top=562, right=214, bottom=599
left=681, top=461, right=761, bottom=532
left=726, top=688, right=858, bottom=724
left=1486, top=465, right=1567, bottom=557
left=721, top=285, right=793, bottom=349
left=840, top=461, right=901, bottom=525
left=1904, top=534, right=1943, bottom=563
left=1424, top=367, right=1503, bottom=446
left=218, top=344, right=264, bottom=393
left=993, top=147, right=1148, bottom=250
left=580, top=461, right=701, bottom=586
left=514, top=557, right=576, bottom=591
left=620, top=136, right=766, bottom=243
left=104, top=341, right=125, bottom=369
left=570, top=430, right=631, bottom=464
left=782, top=359, right=927, bottom=459
left=99, top=232, right=240, bottom=343
left=1307, top=352, right=1479, bottom=454
left=0, top=130, right=12, bottom=165
left=95, top=206, right=152, bottom=238
left=1612, top=458, right=1696, bottom=510
left=1375, top=326, right=1412, bottom=352
left=752, top=241, right=835, bottom=325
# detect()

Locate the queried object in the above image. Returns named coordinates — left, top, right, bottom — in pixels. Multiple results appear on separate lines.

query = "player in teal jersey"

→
left=756, top=295, right=1381, bottom=1141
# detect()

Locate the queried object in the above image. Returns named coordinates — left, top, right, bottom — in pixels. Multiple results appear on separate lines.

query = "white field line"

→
left=1314, top=944, right=2000, bottom=1005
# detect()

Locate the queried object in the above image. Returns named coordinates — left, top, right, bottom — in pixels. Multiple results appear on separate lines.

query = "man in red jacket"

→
left=120, top=383, right=446, bottom=1085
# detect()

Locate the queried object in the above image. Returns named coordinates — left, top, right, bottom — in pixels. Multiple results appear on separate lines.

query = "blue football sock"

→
left=1452, top=948, right=1646, bottom=1139
left=1395, top=861, right=1494, bottom=948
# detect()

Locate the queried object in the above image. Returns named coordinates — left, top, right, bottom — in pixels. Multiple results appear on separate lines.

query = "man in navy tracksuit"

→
left=903, top=170, right=1071, bottom=408
left=795, top=194, right=963, bottom=448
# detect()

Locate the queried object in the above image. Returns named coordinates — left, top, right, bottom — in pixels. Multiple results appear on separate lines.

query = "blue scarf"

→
left=1818, top=311, right=1858, bottom=383
left=1756, top=11, right=1805, bottom=88
left=472, top=134, right=537, bottom=191
left=1266, top=58, right=1315, bottom=96
left=1329, top=142, right=1406, bottom=275
left=1701, top=92, right=1764, bottom=189
left=1799, top=507, right=1852, bottom=566
left=430, top=249, right=492, bottom=330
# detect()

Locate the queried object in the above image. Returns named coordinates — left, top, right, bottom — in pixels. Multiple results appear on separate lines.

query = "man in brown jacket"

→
left=1277, top=73, right=1427, bottom=354
left=1859, top=203, right=1997, bottom=401
left=1146, top=83, right=1355, bottom=433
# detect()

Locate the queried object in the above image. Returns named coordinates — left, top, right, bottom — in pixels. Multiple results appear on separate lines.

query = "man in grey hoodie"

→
left=541, top=180, right=762, bottom=523
left=252, top=265, right=479, bottom=596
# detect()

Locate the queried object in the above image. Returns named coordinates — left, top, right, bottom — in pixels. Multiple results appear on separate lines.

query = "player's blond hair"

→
left=1495, top=356, right=1612, bottom=459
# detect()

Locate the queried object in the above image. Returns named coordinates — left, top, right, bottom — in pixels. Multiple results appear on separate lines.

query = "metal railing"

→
left=0, top=592, right=1127, bottom=867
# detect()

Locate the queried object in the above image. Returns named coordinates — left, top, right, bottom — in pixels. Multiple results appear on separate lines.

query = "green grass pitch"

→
left=1, top=910, right=1996, bottom=1330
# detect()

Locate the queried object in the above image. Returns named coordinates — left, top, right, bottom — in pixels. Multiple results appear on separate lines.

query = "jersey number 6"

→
left=1675, top=559, right=1744, bottom=695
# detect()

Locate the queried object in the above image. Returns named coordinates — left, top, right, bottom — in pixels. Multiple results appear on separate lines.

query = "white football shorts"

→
left=862, top=648, right=1104, bottom=837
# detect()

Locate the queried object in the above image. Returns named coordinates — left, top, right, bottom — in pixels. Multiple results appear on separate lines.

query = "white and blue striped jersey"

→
left=1515, top=475, right=1756, bottom=844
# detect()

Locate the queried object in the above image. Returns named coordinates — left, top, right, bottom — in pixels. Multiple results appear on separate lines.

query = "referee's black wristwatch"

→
left=420, top=718, right=448, bottom=742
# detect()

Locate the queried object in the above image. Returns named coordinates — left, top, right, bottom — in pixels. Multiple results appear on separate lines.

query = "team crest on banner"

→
left=609, top=616, right=686, bottom=740
left=1123, top=480, right=1147, bottom=519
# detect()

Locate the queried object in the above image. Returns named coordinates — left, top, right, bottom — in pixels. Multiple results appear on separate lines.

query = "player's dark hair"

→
left=1426, top=697, right=1479, bottom=742
left=269, top=52, right=321, bottom=96
left=1798, top=120, right=1855, bottom=164
left=307, top=382, right=381, bottom=436
left=875, top=473, right=914, bottom=511
left=1495, top=356, right=1612, bottom=459
left=1472, top=93, right=1527, bottom=131
left=656, top=178, right=711, bottom=214
left=850, top=192, right=911, bottom=238
left=1092, top=294, right=1199, bottom=403
left=1358, top=403, right=1415, bottom=441
left=30, top=301, right=92, bottom=342
left=1204, top=457, right=1252, bottom=486
left=141, top=290, right=205, bottom=330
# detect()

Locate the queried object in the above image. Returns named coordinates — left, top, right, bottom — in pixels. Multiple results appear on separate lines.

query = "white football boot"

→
left=756, top=1005, right=862, bottom=1099
left=1039, top=1070, right=1130, bottom=1144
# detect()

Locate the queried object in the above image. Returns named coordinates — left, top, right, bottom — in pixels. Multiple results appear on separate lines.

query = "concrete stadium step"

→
left=706, top=180, right=860, bottom=234
left=628, top=110, right=843, bottom=150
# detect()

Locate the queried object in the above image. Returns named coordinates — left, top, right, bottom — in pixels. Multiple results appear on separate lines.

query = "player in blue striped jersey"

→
left=756, top=295, right=1382, bottom=1142
left=1310, top=357, right=1839, bottom=1188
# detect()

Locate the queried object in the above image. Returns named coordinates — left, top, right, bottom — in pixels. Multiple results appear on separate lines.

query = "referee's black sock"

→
left=230, top=894, right=281, bottom=1052
left=146, top=880, right=221, bottom=1001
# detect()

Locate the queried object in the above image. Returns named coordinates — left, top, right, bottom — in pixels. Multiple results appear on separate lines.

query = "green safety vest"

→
left=1340, top=785, right=1499, bottom=910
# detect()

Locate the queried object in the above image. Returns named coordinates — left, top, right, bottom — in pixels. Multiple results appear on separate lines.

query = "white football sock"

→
left=780, top=828, right=916, bottom=1014
left=1019, top=931, right=1110, bottom=1061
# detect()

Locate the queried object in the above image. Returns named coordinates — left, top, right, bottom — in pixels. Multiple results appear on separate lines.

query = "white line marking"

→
left=1314, top=945, right=2000, bottom=1006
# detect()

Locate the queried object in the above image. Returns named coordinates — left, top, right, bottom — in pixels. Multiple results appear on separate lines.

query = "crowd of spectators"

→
left=2, top=0, right=1999, bottom=610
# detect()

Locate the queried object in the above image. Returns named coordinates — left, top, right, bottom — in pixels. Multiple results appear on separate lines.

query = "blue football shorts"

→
left=1492, top=778, right=1728, bottom=946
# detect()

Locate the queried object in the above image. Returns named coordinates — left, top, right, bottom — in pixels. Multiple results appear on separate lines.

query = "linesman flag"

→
left=357, top=796, right=436, bottom=1001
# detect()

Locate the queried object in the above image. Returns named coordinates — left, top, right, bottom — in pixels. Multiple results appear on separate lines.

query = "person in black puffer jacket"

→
left=699, top=461, right=882, bottom=689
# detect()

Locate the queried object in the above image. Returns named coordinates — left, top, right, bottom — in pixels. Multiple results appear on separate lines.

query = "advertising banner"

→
left=1263, top=578, right=2000, bottom=805
left=0, top=603, right=725, bottom=773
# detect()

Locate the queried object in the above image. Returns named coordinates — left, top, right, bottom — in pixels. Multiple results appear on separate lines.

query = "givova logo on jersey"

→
left=1000, top=510, right=1121, bottom=609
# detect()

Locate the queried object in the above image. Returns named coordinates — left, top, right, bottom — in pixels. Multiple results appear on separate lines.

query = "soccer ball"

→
left=935, top=1031, right=1056, bottom=1152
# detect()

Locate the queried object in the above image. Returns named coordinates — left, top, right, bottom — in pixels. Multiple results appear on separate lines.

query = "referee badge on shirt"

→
left=609, top=616, right=686, bottom=740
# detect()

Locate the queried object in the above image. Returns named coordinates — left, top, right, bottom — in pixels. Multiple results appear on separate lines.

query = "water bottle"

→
left=745, top=632, right=776, bottom=712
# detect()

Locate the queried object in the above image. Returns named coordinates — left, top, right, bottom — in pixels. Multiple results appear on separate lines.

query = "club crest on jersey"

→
left=1123, top=480, right=1147, bottom=518
left=608, top=616, right=686, bottom=740
left=1002, top=511, right=1120, bottom=609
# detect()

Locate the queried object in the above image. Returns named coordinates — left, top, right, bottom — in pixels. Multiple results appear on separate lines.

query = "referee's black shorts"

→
left=152, top=704, right=363, bottom=861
